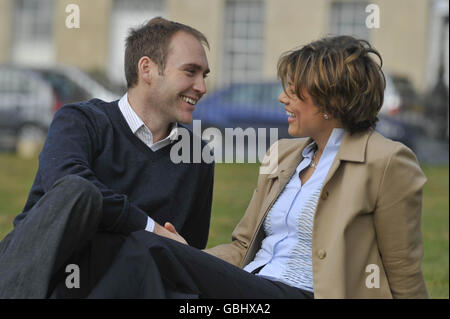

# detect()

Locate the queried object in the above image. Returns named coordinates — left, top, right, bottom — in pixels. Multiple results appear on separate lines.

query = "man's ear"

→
left=137, top=56, right=155, bottom=86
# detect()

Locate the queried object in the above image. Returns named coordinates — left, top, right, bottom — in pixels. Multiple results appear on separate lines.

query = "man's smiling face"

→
left=148, top=31, right=210, bottom=124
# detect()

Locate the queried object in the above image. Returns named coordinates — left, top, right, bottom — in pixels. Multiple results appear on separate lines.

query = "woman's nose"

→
left=278, top=91, right=288, bottom=104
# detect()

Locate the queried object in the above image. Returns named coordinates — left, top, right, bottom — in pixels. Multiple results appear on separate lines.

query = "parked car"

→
left=379, top=73, right=403, bottom=116
left=193, top=80, right=422, bottom=157
left=0, top=64, right=120, bottom=157
left=193, top=81, right=289, bottom=136
left=192, top=82, right=288, bottom=162
left=39, top=65, right=120, bottom=107
left=391, top=74, right=422, bottom=112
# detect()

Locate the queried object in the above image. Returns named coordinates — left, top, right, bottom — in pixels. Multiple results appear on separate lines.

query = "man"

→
left=0, top=17, right=214, bottom=298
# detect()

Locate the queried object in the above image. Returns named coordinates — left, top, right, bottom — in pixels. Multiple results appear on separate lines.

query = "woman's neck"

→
left=312, top=127, right=334, bottom=156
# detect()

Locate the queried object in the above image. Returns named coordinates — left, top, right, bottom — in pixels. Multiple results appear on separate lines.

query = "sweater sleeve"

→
left=179, top=161, right=214, bottom=249
left=20, top=104, right=148, bottom=235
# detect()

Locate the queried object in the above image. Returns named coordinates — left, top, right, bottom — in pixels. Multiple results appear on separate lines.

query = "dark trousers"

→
left=0, top=175, right=103, bottom=298
left=0, top=175, right=313, bottom=299
left=88, top=230, right=314, bottom=299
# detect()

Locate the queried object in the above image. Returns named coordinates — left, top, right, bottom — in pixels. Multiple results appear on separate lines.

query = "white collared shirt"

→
left=118, top=93, right=178, bottom=151
left=244, top=128, right=345, bottom=292
left=118, top=93, right=179, bottom=232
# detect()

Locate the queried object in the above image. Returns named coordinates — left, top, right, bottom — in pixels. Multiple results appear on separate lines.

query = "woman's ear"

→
left=137, top=56, right=154, bottom=86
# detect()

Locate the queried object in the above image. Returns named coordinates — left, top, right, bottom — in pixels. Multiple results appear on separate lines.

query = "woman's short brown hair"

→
left=124, top=17, right=209, bottom=88
left=277, top=35, right=385, bottom=134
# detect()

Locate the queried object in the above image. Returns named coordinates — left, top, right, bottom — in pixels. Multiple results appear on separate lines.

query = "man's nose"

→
left=193, top=76, right=207, bottom=96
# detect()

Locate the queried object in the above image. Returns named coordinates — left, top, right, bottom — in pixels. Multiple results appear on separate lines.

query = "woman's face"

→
left=278, top=85, right=327, bottom=138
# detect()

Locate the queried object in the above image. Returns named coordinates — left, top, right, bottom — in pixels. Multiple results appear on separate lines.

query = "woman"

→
left=88, top=35, right=428, bottom=299
left=205, top=35, right=428, bottom=298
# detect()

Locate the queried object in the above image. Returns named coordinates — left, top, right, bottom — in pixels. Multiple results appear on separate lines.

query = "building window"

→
left=222, top=0, right=265, bottom=85
left=329, top=1, right=370, bottom=40
left=12, top=0, right=54, bottom=65
left=113, top=0, right=165, bottom=12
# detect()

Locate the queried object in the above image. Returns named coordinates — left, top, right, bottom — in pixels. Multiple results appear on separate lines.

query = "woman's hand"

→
left=153, top=222, right=188, bottom=245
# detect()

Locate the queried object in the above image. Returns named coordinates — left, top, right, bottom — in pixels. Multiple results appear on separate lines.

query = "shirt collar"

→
left=167, top=122, right=179, bottom=141
left=119, top=93, right=178, bottom=140
left=326, top=128, right=346, bottom=152
left=296, top=128, right=346, bottom=175
left=300, top=128, right=346, bottom=159
left=301, top=141, right=316, bottom=159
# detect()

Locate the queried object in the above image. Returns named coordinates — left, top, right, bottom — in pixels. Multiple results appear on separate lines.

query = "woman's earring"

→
left=323, top=114, right=329, bottom=120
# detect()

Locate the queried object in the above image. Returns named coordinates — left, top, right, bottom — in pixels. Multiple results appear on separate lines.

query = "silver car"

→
left=0, top=65, right=120, bottom=157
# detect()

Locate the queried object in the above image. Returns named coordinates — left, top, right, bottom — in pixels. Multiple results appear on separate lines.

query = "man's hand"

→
left=153, top=222, right=188, bottom=245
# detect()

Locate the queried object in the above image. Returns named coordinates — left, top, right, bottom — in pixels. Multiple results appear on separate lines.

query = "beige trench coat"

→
left=206, top=129, right=428, bottom=299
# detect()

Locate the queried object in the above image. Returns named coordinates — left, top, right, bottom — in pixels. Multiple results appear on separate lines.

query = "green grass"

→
left=0, top=153, right=39, bottom=236
left=206, top=163, right=260, bottom=247
left=0, top=154, right=447, bottom=298
left=421, top=165, right=449, bottom=298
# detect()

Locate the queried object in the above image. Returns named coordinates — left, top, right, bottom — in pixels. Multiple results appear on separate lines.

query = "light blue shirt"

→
left=244, top=128, right=345, bottom=292
left=118, top=93, right=178, bottom=233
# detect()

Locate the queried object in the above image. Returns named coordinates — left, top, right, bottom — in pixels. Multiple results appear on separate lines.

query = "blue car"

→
left=193, top=82, right=289, bottom=140
left=193, top=81, right=422, bottom=153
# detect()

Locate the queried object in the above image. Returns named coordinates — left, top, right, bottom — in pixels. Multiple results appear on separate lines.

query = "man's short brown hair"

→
left=124, top=17, right=209, bottom=88
left=277, top=35, right=385, bottom=134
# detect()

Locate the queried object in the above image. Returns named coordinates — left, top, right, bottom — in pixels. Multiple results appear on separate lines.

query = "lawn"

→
left=0, top=153, right=448, bottom=298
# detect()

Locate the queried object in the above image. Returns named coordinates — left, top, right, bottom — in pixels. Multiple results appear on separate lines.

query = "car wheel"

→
left=16, top=124, right=47, bottom=159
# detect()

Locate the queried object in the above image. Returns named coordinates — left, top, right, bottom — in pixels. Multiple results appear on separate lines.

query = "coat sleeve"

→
left=374, top=143, right=428, bottom=298
left=16, top=104, right=148, bottom=235
left=204, top=187, right=261, bottom=266
left=204, top=140, right=280, bottom=267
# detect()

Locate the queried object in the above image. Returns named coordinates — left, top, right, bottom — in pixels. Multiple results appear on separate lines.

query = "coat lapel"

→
left=322, top=129, right=372, bottom=187
left=260, top=138, right=313, bottom=217
left=258, top=130, right=372, bottom=229
left=244, top=130, right=374, bottom=266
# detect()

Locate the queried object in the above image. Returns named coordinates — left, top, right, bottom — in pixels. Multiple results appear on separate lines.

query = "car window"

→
left=38, top=71, right=89, bottom=103
left=0, top=68, right=37, bottom=95
left=220, top=83, right=282, bottom=108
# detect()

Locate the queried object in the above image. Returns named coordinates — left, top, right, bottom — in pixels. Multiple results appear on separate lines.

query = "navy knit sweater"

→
left=15, top=99, right=214, bottom=249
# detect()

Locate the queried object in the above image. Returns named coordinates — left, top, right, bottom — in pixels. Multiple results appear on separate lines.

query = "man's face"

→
left=148, top=31, right=210, bottom=124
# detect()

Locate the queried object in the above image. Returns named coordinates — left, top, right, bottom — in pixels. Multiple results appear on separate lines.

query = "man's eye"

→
left=186, top=69, right=196, bottom=76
